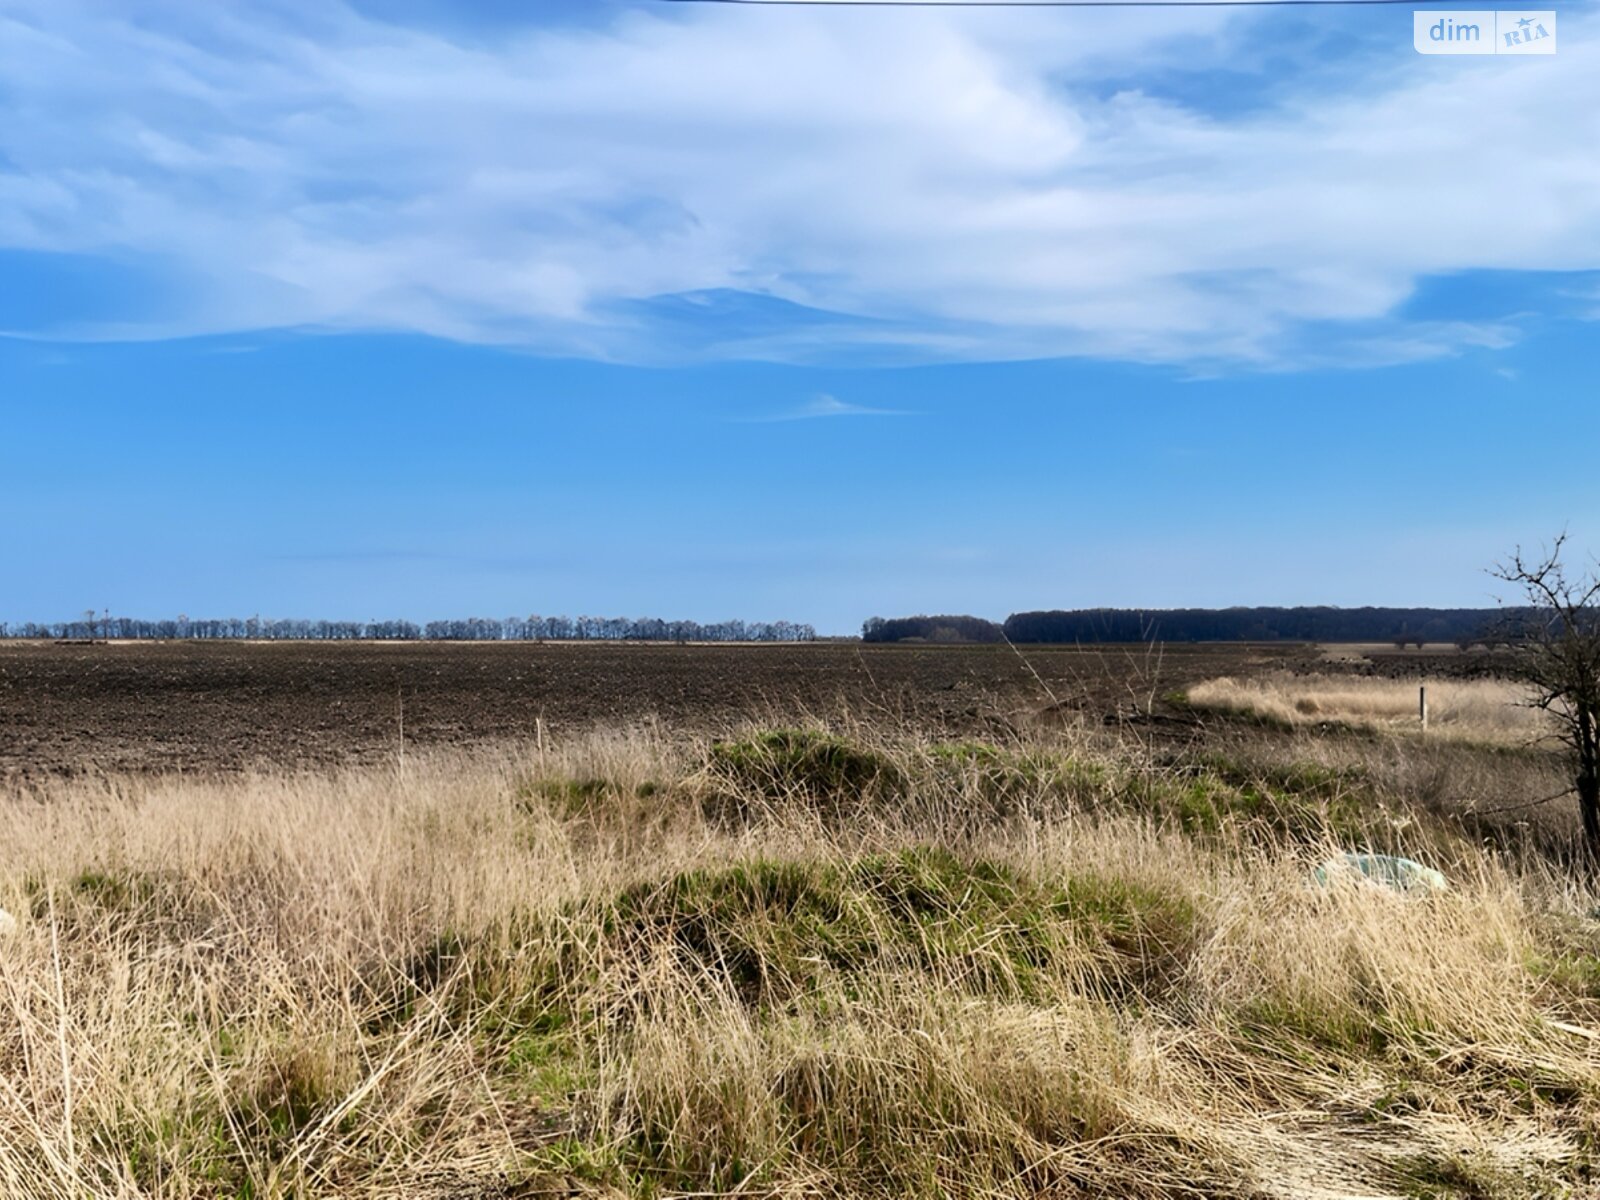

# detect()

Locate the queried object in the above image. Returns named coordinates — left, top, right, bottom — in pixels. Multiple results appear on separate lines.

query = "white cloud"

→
left=0, top=1, right=1596, bottom=367
left=750, top=393, right=914, bottom=421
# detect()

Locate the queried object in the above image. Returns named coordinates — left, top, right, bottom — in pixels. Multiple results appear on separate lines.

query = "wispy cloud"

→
left=1565, top=282, right=1600, bottom=321
left=749, top=394, right=916, bottom=423
left=0, top=2, right=1595, bottom=368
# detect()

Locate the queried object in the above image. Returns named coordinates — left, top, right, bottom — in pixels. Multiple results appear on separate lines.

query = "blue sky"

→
left=1, top=0, right=1596, bottom=633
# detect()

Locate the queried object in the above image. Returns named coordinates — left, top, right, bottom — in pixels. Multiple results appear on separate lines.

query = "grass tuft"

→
left=704, top=727, right=907, bottom=816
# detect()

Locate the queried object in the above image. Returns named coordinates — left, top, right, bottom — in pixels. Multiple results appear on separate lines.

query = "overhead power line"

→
left=652, top=0, right=1456, bottom=8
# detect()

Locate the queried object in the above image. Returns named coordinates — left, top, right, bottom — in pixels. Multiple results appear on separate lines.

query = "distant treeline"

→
left=861, top=615, right=1006, bottom=644
left=0, top=615, right=817, bottom=642
left=864, top=608, right=1514, bottom=645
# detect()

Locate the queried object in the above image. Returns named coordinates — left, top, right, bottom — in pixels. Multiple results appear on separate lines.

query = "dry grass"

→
left=3, top=721, right=1600, bottom=1198
left=1185, top=674, right=1551, bottom=745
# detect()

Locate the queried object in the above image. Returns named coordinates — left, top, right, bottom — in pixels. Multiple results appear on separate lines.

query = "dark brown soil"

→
left=1337, top=648, right=1523, bottom=681
left=0, top=640, right=1317, bottom=779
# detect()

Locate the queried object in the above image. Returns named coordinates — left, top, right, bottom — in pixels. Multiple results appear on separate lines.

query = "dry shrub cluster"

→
left=3, top=721, right=1600, bottom=1198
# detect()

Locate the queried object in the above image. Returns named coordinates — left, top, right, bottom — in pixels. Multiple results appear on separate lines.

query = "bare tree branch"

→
left=1495, top=534, right=1600, bottom=862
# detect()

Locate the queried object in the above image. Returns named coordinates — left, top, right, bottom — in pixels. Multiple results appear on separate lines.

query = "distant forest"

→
left=861, top=615, right=1007, bottom=644
left=864, top=608, right=1514, bottom=645
left=0, top=615, right=817, bottom=642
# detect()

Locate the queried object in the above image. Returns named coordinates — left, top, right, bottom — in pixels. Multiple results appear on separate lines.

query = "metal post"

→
left=1419, top=685, right=1428, bottom=732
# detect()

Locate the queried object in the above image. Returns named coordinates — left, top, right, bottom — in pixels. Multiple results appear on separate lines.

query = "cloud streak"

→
left=0, top=1, right=1596, bottom=369
left=748, top=394, right=916, bottom=421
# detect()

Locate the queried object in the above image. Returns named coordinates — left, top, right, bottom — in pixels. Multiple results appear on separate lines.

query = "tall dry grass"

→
left=2, top=722, right=1599, bottom=1197
left=1186, top=674, right=1551, bottom=745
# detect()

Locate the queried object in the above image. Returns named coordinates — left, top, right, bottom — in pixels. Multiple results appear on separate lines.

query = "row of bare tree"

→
left=0, top=613, right=817, bottom=643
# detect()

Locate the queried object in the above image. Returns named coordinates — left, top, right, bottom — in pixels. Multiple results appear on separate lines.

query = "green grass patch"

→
left=1529, top=945, right=1600, bottom=1000
left=705, top=729, right=907, bottom=814
left=518, top=775, right=614, bottom=818
left=71, top=868, right=159, bottom=911
left=603, top=849, right=1200, bottom=1009
left=1522, top=915, right=1600, bottom=1015
left=927, top=742, right=1108, bottom=811
left=1235, top=997, right=1401, bottom=1058
left=1147, top=755, right=1372, bottom=842
left=26, top=867, right=219, bottom=939
left=87, top=1101, right=239, bottom=1197
left=503, top=1008, right=590, bottom=1108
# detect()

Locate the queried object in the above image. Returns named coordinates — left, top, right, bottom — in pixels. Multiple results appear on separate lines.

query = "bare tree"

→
left=1493, top=534, right=1600, bottom=858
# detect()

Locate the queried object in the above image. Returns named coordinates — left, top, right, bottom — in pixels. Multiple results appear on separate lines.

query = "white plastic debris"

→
left=0, top=907, right=16, bottom=936
left=1313, top=852, right=1448, bottom=893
